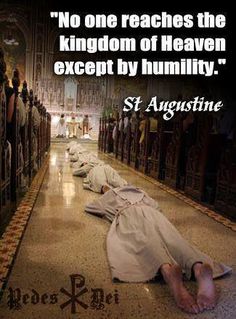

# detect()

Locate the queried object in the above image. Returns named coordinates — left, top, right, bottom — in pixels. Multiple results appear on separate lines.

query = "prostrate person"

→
left=67, top=143, right=101, bottom=174
left=72, top=158, right=104, bottom=177
left=85, top=185, right=232, bottom=314
left=66, top=142, right=99, bottom=169
left=68, top=143, right=86, bottom=156
left=70, top=150, right=98, bottom=165
left=83, top=164, right=128, bottom=193
left=66, top=140, right=77, bottom=151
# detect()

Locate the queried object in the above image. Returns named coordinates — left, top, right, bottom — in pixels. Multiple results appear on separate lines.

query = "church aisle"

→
left=0, top=143, right=235, bottom=319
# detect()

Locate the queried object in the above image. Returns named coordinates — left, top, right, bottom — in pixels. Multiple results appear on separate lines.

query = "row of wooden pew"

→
left=0, top=51, right=51, bottom=232
left=98, top=111, right=236, bottom=220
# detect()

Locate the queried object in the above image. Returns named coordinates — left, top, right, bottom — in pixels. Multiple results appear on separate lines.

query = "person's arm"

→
left=143, top=192, right=160, bottom=211
left=7, top=93, right=15, bottom=123
left=85, top=197, right=106, bottom=217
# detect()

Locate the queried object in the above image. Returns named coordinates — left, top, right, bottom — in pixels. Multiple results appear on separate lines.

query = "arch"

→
left=0, top=7, right=32, bottom=84
left=0, top=9, right=31, bottom=50
left=48, top=26, right=61, bottom=53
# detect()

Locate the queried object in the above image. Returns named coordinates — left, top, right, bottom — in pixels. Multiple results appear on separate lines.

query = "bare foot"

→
left=161, top=264, right=199, bottom=314
left=193, top=263, right=217, bottom=311
left=101, top=185, right=111, bottom=194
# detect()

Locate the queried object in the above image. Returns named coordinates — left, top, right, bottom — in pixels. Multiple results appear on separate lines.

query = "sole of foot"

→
left=195, top=263, right=217, bottom=312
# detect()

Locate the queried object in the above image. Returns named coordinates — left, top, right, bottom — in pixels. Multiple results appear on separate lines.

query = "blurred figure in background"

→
left=56, top=114, right=66, bottom=138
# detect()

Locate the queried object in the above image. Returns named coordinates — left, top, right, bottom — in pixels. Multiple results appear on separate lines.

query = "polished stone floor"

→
left=0, top=143, right=235, bottom=319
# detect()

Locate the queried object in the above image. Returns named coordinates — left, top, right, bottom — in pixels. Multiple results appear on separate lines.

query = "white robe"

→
left=57, top=118, right=67, bottom=136
left=83, top=164, right=128, bottom=193
left=66, top=141, right=77, bottom=151
left=85, top=186, right=232, bottom=283
left=70, top=152, right=98, bottom=165
left=73, top=159, right=104, bottom=177
left=69, top=144, right=86, bottom=155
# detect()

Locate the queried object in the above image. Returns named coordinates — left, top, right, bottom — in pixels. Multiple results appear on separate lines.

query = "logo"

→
left=7, top=273, right=119, bottom=314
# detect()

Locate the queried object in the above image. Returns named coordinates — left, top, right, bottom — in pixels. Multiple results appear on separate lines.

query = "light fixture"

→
left=3, top=35, right=19, bottom=46
left=3, top=19, right=19, bottom=46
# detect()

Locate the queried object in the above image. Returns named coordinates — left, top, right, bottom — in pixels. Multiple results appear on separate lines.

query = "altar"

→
left=51, top=112, right=99, bottom=140
left=35, top=76, right=108, bottom=141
